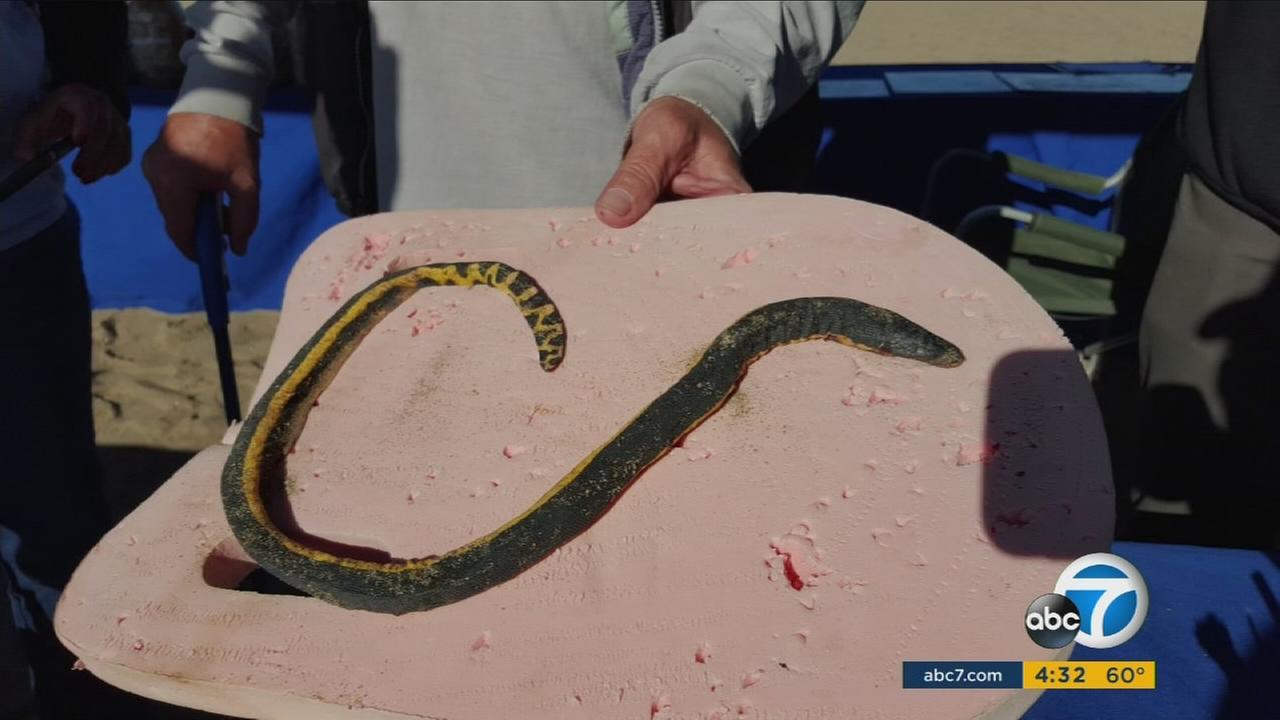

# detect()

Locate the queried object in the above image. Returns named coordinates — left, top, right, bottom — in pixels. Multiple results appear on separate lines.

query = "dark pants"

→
left=0, top=204, right=114, bottom=718
left=1139, top=174, right=1280, bottom=548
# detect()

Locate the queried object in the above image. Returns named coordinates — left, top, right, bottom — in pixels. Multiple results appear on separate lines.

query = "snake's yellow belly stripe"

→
left=223, top=262, right=963, bottom=614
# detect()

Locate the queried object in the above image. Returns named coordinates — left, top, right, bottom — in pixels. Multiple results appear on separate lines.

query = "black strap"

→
left=293, top=1, right=379, bottom=216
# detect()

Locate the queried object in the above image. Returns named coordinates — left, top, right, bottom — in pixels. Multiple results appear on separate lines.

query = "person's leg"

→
left=0, top=202, right=108, bottom=597
left=1, top=563, right=36, bottom=720
left=0, top=204, right=126, bottom=717
left=1139, top=174, right=1280, bottom=547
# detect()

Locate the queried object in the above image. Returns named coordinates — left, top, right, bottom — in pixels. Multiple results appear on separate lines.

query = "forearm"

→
left=170, top=1, right=298, bottom=133
left=633, top=1, right=863, bottom=151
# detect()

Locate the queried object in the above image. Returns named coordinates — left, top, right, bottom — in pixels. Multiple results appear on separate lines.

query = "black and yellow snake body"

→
left=223, top=261, right=964, bottom=615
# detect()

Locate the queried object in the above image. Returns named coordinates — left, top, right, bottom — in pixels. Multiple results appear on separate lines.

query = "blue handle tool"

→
left=195, top=194, right=241, bottom=424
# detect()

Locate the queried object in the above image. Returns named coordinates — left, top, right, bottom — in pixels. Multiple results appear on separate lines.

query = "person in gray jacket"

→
left=142, top=1, right=861, bottom=259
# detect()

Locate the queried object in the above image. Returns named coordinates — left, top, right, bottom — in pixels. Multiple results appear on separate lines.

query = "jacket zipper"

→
left=650, top=0, right=666, bottom=43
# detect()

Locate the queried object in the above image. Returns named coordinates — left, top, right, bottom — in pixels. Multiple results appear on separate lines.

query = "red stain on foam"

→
left=741, top=670, right=763, bottom=689
left=956, top=441, right=1000, bottom=466
left=780, top=556, right=805, bottom=590
left=329, top=233, right=393, bottom=299
left=502, top=445, right=526, bottom=459
left=358, top=234, right=391, bottom=269
left=695, top=641, right=712, bottom=664
left=770, top=531, right=832, bottom=591
left=471, top=631, right=492, bottom=652
left=650, top=693, right=671, bottom=719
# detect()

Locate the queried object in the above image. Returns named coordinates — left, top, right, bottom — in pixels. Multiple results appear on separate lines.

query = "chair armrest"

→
left=1027, top=214, right=1126, bottom=257
left=998, top=153, right=1128, bottom=196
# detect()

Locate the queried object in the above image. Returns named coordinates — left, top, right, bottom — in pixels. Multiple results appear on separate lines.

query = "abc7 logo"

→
left=1025, top=553, right=1148, bottom=650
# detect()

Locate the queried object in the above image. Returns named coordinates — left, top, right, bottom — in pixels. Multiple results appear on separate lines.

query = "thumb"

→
left=595, top=142, right=679, bottom=229
left=225, top=167, right=260, bottom=256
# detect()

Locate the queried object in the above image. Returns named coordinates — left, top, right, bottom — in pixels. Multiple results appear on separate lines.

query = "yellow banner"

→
left=1023, top=661, right=1155, bottom=690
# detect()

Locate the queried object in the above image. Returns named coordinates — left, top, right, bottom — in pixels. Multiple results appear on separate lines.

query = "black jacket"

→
left=1180, top=0, right=1280, bottom=233
left=37, top=1, right=131, bottom=121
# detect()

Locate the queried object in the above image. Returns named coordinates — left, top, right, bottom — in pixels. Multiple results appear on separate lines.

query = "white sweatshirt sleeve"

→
left=632, top=1, right=864, bottom=152
left=169, top=1, right=299, bottom=134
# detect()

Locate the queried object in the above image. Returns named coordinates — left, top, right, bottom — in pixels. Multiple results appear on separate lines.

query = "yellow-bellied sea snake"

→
left=223, top=262, right=964, bottom=614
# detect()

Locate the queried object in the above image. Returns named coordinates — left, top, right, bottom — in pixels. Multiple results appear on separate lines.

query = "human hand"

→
left=14, top=83, right=131, bottom=185
left=142, top=112, right=260, bottom=260
left=595, top=96, right=751, bottom=228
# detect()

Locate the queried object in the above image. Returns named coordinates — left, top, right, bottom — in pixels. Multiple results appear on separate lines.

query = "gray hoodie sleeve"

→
left=168, top=1, right=298, bottom=134
left=632, top=1, right=863, bottom=152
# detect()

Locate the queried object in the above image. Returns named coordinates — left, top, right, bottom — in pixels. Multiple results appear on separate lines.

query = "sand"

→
left=90, top=308, right=277, bottom=537
left=837, top=1, right=1204, bottom=65
left=91, top=309, right=277, bottom=452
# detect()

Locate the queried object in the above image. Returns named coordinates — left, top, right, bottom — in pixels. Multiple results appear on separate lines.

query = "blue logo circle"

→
left=1053, top=553, right=1148, bottom=649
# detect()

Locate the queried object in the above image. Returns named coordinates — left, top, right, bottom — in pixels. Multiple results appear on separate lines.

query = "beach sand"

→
left=91, top=308, right=277, bottom=521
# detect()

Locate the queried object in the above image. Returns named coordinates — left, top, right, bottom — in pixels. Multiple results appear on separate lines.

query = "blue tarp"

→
left=67, top=89, right=345, bottom=313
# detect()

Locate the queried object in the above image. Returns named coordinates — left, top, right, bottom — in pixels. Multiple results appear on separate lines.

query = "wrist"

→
left=636, top=59, right=753, bottom=153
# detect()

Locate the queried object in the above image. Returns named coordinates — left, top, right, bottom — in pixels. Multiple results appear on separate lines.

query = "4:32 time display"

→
left=1035, top=665, right=1085, bottom=684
